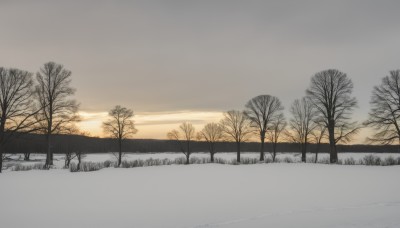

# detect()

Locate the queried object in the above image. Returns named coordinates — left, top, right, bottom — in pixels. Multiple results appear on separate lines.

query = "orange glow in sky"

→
left=77, top=110, right=224, bottom=139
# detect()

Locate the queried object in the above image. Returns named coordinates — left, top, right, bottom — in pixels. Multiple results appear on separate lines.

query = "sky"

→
left=1, top=0, right=400, bottom=142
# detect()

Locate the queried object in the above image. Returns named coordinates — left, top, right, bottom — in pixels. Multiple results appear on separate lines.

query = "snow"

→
left=4, top=152, right=400, bottom=169
left=1, top=153, right=400, bottom=227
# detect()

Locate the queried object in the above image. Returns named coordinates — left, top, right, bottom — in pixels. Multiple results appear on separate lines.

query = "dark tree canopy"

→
left=103, top=105, right=137, bottom=166
left=35, top=62, right=79, bottom=167
left=197, top=122, right=223, bottom=162
left=288, top=97, right=317, bottom=162
left=365, top=70, right=400, bottom=145
left=220, top=110, right=252, bottom=162
left=306, top=69, right=358, bottom=163
left=245, top=95, right=284, bottom=161
left=167, top=122, right=196, bottom=164
left=267, top=113, right=286, bottom=162
left=0, top=68, right=37, bottom=172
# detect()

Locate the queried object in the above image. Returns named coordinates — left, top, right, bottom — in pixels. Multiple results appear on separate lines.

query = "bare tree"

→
left=365, top=70, right=400, bottom=145
left=0, top=68, right=39, bottom=173
left=306, top=69, right=358, bottom=163
left=197, top=122, right=223, bottom=162
left=310, top=123, right=327, bottom=163
left=62, top=127, right=80, bottom=168
left=35, top=62, right=79, bottom=168
left=288, top=97, right=317, bottom=162
left=245, top=95, right=284, bottom=161
left=102, top=105, right=137, bottom=167
left=220, top=110, right=252, bottom=163
left=75, top=131, right=91, bottom=171
left=167, top=122, right=196, bottom=164
left=266, top=114, right=286, bottom=162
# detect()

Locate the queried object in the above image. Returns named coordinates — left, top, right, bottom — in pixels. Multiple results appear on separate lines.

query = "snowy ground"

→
left=3, top=152, right=400, bottom=169
left=1, top=152, right=400, bottom=228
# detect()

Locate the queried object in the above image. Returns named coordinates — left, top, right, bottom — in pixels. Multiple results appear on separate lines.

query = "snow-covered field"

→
left=3, top=152, right=400, bottom=169
left=1, top=152, right=400, bottom=228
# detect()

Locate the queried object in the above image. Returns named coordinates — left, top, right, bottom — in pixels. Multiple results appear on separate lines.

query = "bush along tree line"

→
left=1, top=64, right=400, bottom=172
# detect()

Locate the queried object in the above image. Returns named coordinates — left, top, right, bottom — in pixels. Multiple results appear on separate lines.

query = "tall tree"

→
left=365, top=70, right=400, bottom=145
left=220, top=110, right=252, bottom=163
left=288, top=97, right=317, bottom=162
left=306, top=69, right=358, bottom=163
left=0, top=68, right=38, bottom=173
left=35, top=62, right=79, bottom=168
left=167, top=122, right=196, bottom=164
left=266, top=113, right=286, bottom=162
left=245, top=95, right=284, bottom=161
left=102, top=105, right=137, bottom=167
left=197, top=122, right=223, bottom=162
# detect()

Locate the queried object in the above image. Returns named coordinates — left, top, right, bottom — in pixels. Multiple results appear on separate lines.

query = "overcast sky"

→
left=1, top=0, right=400, bottom=141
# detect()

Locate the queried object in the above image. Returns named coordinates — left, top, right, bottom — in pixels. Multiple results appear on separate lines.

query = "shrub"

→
left=264, top=157, right=273, bottom=163
left=362, top=155, right=381, bottom=166
left=12, top=163, right=46, bottom=171
left=214, top=157, right=227, bottom=164
left=70, top=162, right=104, bottom=172
left=318, top=157, right=331, bottom=164
left=306, top=156, right=316, bottom=163
left=344, top=157, right=356, bottom=165
left=103, top=160, right=115, bottom=168
left=282, top=157, right=294, bottom=163
left=382, top=156, right=397, bottom=166
left=240, top=157, right=259, bottom=164
left=190, top=157, right=210, bottom=164
left=174, top=157, right=187, bottom=165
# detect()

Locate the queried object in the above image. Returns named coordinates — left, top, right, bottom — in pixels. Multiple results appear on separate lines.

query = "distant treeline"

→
left=5, top=133, right=400, bottom=154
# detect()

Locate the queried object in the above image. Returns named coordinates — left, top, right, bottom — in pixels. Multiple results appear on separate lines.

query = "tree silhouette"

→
left=220, top=110, right=252, bottom=163
left=365, top=70, right=400, bottom=145
left=306, top=69, right=358, bottom=163
left=103, top=105, right=137, bottom=167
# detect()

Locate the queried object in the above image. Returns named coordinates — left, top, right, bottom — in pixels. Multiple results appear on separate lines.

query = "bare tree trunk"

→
left=45, top=133, right=53, bottom=168
left=0, top=126, right=4, bottom=173
left=272, top=143, right=277, bottom=162
left=24, top=152, right=30, bottom=161
left=210, top=143, right=215, bottom=163
left=260, top=134, right=265, bottom=161
left=315, top=143, right=319, bottom=163
left=118, top=138, right=122, bottom=167
left=186, top=154, right=190, bottom=164
left=236, top=141, right=241, bottom=163
left=328, top=125, right=338, bottom=163
left=0, top=145, right=3, bottom=173
left=65, top=157, right=71, bottom=168
left=301, top=140, right=307, bottom=163
left=77, top=154, right=81, bottom=171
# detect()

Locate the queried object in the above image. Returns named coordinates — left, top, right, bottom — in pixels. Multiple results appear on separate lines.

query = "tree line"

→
left=166, top=69, right=400, bottom=164
left=1, top=62, right=400, bottom=172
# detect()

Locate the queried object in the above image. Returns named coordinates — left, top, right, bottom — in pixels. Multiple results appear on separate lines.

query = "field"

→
left=1, top=152, right=400, bottom=228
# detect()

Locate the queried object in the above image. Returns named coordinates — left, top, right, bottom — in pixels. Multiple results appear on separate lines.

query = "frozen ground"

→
left=1, top=152, right=400, bottom=228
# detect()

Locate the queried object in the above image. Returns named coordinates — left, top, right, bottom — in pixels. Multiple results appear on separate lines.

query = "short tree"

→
left=245, top=95, right=284, bottom=161
left=267, top=114, right=286, bottom=162
left=220, top=110, right=252, bottom=163
left=197, top=122, right=223, bottom=162
left=167, top=122, right=196, bottom=164
left=365, top=70, right=400, bottom=145
left=310, top=123, right=327, bottom=163
left=288, top=97, right=317, bottom=162
left=306, top=69, right=358, bottom=163
left=102, top=105, right=137, bottom=167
